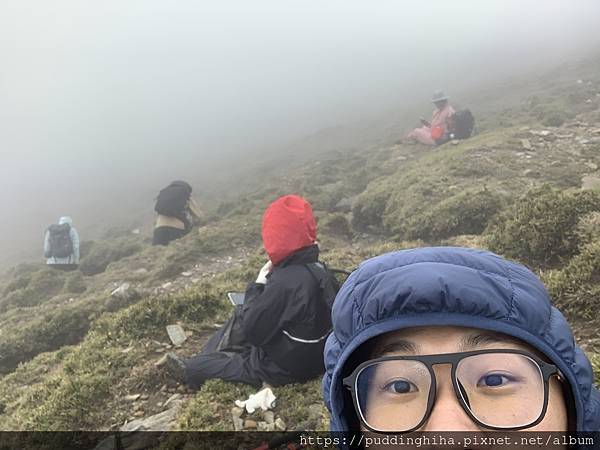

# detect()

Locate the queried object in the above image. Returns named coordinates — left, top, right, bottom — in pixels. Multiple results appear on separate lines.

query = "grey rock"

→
left=231, top=407, right=244, bottom=419
left=164, top=393, right=182, bottom=408
left=111, top=283, right=131, bottom=299
left=232, top=416, right=244, bottom=431
left=244, top=419, right=258, bottom=429
left=120, top=400, right=183, bottom=433
left=166, top=325, right=187, bottom=346
left=334, top=197, right=355, bottom=213
left=555, top=133, right=574, bottom=139
left=530, top=130, right=551, bottom=137
left=263, top=411, right=275, bottom=424
left=274, top=418, right=286, bottom=431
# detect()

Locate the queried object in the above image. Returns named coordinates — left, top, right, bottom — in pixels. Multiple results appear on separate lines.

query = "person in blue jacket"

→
left=323, top=247, right=599, bottom=445
left=43, top=216, right=80, bottom=271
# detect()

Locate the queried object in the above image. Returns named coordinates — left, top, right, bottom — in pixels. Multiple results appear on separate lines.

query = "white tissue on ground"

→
left=234, top=387, right=277, bottom=413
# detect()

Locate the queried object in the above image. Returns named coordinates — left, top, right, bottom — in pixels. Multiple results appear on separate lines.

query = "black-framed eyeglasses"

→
left=343, top=349, right=563, bottom=433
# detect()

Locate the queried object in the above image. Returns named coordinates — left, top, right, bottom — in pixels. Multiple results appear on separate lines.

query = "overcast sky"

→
left=1, top=0, right=600, bottom=266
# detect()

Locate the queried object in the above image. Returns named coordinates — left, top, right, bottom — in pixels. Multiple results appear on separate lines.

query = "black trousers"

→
left=152, top=226, right=188, bottom=246
left=183, top=311, right=295, bottom=389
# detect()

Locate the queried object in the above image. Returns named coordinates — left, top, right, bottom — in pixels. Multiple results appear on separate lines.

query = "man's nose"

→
left=420, top=364, right=480, bottom=432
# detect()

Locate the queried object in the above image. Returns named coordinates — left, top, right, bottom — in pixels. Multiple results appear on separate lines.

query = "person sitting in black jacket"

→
left=165, top=194, right=335, bottom=388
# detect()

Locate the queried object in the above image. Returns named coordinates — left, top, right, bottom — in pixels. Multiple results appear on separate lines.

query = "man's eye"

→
left=476, top=373, right=515, bottom=388
left=383, top=379, right=418, bottom=394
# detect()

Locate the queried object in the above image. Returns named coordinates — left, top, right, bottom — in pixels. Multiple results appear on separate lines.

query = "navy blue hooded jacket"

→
left=323, top=247, right=600, bottom=433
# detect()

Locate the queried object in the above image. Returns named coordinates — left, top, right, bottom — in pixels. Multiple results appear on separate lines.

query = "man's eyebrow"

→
left=376, top=339, right=419, bottom=356
left=459, top=331, right=523, bottom=351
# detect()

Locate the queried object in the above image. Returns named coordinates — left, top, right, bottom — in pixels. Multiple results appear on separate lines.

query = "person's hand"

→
left=420, top=117, right=430, bottom=127
left=255, top=260, right=273, bottom=284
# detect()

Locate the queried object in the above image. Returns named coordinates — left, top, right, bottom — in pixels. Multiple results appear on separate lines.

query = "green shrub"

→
left=351, top=177, right=393, bottom=231
left=63, top=272, right=87, bottom=294
left=398, top=188, right=505, bottom=241
left=0, top=268, right=66, bottom=312
left=485, top=186, right=600, bottom=266
left=79, top=238, right=142, bottom=276
left=542, top=112, right=565, bottom=127
left=94, top=284, right=226, bottom=342
left=0, top=304, right=92, bottom=374
left=9, top=333, right=137, bottom=430
left=543, top=239, right=600, bottom=320
left=576, top=211, right=600, bottom=247
left=195, top=216, right=260, bottom=255
left=2, top=272, right=33, bottom=296
left=78, top=240, right=95, bottom=260
left=319, top=213, right=353, bottom=240
left=590, top=353, right=600, bottom=387
left=307, top=182, right=347, bottom=212
left=1, top=263, right=45, bottom=295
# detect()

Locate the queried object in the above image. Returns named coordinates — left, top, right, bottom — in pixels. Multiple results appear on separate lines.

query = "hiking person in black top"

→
left=153, top=180, right=202, bottom=246
left=165, top=195, right=336, bottom=388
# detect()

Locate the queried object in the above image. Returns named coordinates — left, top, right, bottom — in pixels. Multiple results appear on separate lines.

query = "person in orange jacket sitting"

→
left=407, top=90, right=456, bottom=145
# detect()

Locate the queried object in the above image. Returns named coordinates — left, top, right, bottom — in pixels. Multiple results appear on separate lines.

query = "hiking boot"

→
left=165, top=353, right=188, bottom=385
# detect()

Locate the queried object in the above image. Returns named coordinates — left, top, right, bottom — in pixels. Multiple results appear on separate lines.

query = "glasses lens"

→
left=355, top=360, right=431, bottom=432
left=456, top=353, right=545, bottom=428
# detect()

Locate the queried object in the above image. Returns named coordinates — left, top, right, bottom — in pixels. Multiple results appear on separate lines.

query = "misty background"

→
left=1, top=0, right=600, bottom=269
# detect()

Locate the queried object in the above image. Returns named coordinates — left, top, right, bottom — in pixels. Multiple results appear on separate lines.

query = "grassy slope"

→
left=0, top=55, right=599, bottom=431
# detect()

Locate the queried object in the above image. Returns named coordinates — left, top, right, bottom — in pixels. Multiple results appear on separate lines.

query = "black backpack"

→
left=45, top=223, right=73, bottom=258
left=450, top=109, right=475, bottom=139
left=154, top=181, right=192, bottom=219
left=305, top=262, right=345, bottom=310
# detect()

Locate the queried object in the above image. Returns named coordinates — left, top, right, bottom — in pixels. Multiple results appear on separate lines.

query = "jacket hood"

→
left=58, top=216, right=73, bottom=225
left=323, top=247, right=600, bottom=432
left=262, top=195, right=317, bottom=266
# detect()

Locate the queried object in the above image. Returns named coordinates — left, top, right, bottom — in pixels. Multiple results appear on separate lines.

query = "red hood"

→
left=262, top=195, right=317, bottom=266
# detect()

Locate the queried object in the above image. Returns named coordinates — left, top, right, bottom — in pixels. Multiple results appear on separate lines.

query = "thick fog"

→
left=1, top=0, right=600, bottom=267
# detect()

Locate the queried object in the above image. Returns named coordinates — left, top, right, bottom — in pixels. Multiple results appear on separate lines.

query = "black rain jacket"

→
left=241, top=244, right=332, bottom=382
